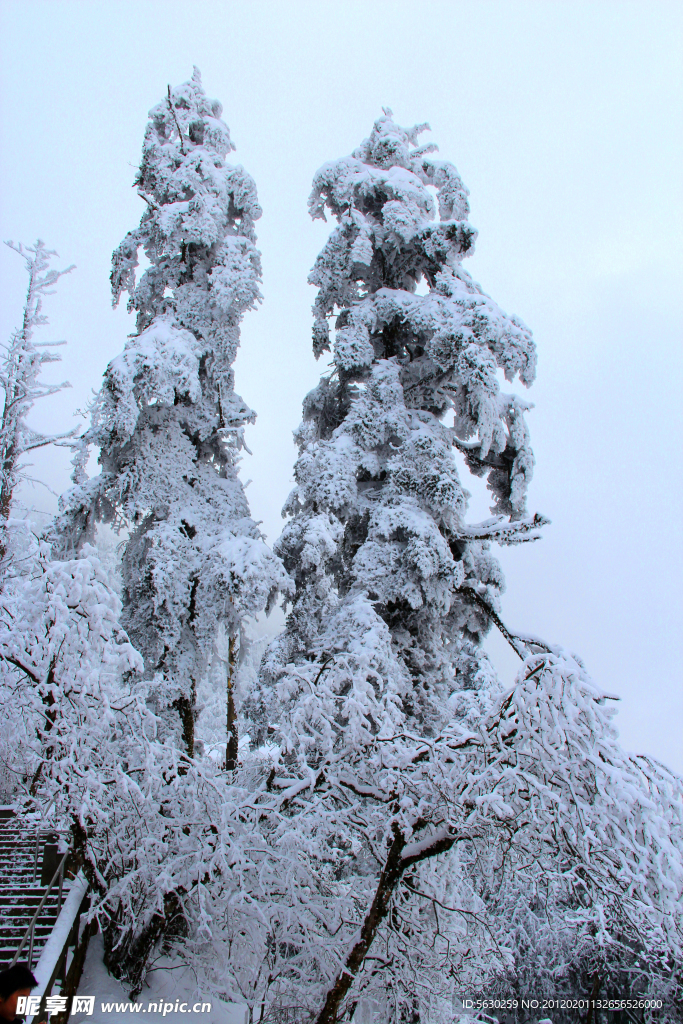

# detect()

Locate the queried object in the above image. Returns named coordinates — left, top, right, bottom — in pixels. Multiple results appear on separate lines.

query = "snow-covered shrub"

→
left=0, top=524, right=141, bottom=802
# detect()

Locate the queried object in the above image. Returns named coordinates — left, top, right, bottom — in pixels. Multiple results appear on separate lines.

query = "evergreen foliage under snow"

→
left=53, top=69, right=289, bottom=753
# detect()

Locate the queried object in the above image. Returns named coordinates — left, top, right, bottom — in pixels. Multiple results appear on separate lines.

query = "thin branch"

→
left=461, top=583, right=551, bottom=659
left=1, top=654, right=42, bottom=684
left=167, top=86, right=186, bottom=155
left=137, top=190, right=161, bottom=211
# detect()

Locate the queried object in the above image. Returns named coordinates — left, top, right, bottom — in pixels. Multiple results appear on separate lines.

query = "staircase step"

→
left=0, top=909, right=61, bottom=921
left=0, top=821, right=78, bottom=973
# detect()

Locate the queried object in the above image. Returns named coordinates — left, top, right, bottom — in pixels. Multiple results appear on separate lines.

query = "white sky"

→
left=1, top=0, right=681, bottom=771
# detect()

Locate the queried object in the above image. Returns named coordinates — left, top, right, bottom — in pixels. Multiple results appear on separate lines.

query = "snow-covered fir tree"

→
left=260, top=109, right=543, bottom=745
left=247, top=113, right=683, bottom=1022
left=54, top=69, right=288, bottom=757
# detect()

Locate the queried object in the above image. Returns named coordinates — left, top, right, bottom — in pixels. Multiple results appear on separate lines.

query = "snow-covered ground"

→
left=71, top=933, right=248, bottom=1024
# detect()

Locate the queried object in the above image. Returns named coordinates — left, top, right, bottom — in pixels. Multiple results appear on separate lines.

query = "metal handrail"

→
left=10, top=846, right=71, bottom=968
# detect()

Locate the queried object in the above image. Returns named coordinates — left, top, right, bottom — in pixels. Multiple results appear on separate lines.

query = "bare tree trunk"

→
left=315, top=826, right=406, bottom=1024
left=174, top=682, right=196, bottom=760
left=315, top=823, right=460, bottom=1024
left=0, top=439, right=16, bottom=523
left=585, top=973, right=600, bottom=1024
left=103, top=890, right=186, bottom=1000
left=225, top=634, right=238, bottom=770
left=29, top=655, right=58, bottom=796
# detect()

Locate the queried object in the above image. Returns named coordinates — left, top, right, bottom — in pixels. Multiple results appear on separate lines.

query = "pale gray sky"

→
left=1, top=0, right=681, bottom=771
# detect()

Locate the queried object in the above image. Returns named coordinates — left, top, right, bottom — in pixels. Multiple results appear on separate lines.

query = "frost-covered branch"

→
left=460, top=583, right=552, bottom=660
left=0, top=240, right=75, bottom=541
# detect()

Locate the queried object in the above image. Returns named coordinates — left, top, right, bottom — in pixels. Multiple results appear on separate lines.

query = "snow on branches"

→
left=307, top=109, right=536, bottom=518
left=265, top=110, right=546, bottom=761
left=0, top=525, right=141, bottom=803
left=2, top=103, right=681, bottom=1024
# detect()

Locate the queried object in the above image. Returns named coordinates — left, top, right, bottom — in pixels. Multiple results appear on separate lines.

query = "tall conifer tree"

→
left=56, top=70, right=287, bottom=755
left=264, top=109, right=543, bottom=745
left=0, top=241, right=75, bottom=555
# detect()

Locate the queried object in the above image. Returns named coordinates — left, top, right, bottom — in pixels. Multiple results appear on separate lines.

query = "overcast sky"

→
left=1, top=0, right=681, bottom=771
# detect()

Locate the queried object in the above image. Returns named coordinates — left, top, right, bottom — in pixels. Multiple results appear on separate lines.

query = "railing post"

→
left=28, top=918, right=35, bottom=969
left=57, top=859, right=64, bottom=912
left=33, top=831, right=40, bottom=883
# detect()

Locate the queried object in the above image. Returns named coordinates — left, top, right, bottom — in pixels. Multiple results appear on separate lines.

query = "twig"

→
left=137, top=190, right=161, bottom=211
left=167, top=85, right=186, bottom=155
left=461, top=584, right=551, bottom=659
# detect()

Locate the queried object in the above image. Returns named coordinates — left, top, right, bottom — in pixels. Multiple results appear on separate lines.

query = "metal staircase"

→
left=0, top=809, right=71, bottom=970
left=0, top=809, right=94, bottom=1024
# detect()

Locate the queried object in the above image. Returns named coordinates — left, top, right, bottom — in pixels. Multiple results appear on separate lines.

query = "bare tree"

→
left=0, top=240, right=75, bottom=552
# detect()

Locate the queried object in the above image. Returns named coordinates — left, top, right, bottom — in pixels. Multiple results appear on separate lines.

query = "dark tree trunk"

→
left=225, top=634, right=238, bottom=770
left=315, top=826, right=406, bottom=1024
left=174, top=687, right=195, bottom=760
left=315, top=823, right=459, bottom=1024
